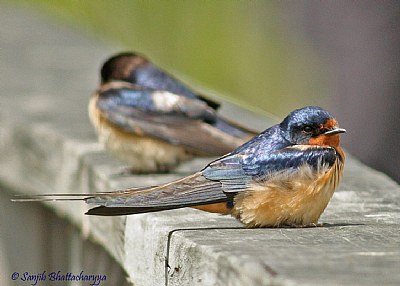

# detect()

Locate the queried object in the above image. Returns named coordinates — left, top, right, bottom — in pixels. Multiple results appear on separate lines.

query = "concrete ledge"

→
left=1, top=5, right=400, bottom=286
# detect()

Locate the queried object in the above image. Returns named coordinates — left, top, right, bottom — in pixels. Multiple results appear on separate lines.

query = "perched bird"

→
left=100, top=52, right=220, bottom=110
left=89, top=52, right=257, bottom=173
left=16, top=106, right=346, bottom=228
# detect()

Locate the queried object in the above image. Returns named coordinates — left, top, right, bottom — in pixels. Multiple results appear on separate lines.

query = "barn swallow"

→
left=89, top=52, right=257, bottom=173
left=15, top=106, right=346, bottom=228
left=100, top=51, right=220, bottom=109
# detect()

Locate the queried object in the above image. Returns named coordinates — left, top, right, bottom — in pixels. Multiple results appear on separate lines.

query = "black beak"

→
left=324, top=127, right=346, bottom=135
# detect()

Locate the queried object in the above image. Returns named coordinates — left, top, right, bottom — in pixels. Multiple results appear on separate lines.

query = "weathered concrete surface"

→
left=1, top=5, right=400, bottom=286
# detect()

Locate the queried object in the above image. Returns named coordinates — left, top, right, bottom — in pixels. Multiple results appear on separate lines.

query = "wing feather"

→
left=203, top=145, right=339, bottom=193
left=96, top=82, right=248, bottom=155
left=85, top=173, right=227, bottom=214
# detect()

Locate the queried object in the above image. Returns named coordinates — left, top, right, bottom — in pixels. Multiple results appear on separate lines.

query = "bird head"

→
left=100, top=52, right=148, bottom=84
left=280, top=106, right=346, bottom=148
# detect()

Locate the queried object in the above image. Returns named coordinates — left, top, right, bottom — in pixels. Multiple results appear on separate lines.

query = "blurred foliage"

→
left=5, top=0, right=327, bottom=117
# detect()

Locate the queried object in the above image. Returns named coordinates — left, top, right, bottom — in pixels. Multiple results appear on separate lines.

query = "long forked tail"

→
left=12, top=173, right=229, bottom=216
left=12, top=194, right=89, bottom=202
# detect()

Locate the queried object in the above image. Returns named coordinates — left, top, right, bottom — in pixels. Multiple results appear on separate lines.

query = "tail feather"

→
left=12, top=172, right=229, bottom=216
left=11, top=194, right=89, bottom=202
left=11, top=186, right=156, bottom=202
left=86, top=198, right=228, bottom=216
left=86, top=172, right=226, bottom=208
left=214, top=117, right=258, bottom=139
left=86, top=206, right=174, bottom=216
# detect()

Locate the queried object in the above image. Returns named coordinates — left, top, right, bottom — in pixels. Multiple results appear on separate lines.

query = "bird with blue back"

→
left=89, top=52, right=257, bottom=173
left=15, top=106, right=346, bottom=227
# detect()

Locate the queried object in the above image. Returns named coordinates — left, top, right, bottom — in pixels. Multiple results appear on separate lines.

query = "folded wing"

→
left=96, top=82, right=252, bottom=156
left=85, top=172, right=226, bottom=215
left=203, top=145, right=340, bottom=192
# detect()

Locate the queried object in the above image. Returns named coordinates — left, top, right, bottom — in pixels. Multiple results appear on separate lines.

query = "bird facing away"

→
left=89, top=52, right=257, bottom=173
left=16, top=106, right=346, bottom=228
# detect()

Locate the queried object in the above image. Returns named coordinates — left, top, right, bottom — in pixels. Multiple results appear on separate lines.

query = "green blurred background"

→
left=3, top=1, right=400, bottom=183
left=6, top=0, right=326, bottom=118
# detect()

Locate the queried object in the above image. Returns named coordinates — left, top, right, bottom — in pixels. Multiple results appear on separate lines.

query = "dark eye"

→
left=303, top=125, right=313, bottom=133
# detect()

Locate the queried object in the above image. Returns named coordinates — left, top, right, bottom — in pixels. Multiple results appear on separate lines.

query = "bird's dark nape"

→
left=100, top=51, right=141, bottom=83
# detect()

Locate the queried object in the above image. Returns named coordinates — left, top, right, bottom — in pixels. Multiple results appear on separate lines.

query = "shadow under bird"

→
left=15, top=106, right=346, bottom=228
left=89, top=52, right=257, bottom=173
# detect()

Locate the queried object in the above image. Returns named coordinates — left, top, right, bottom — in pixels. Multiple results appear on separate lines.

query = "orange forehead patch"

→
left=323, top=118, right=338, bottom=129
